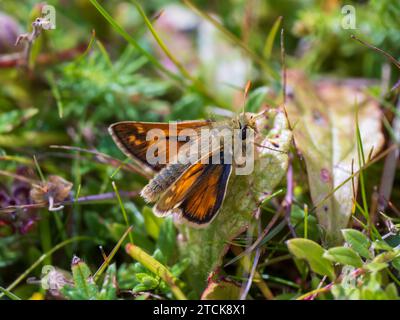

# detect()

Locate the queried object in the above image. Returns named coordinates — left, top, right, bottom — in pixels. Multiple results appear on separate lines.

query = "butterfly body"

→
left=109, top=112, right=261, bottom=227
left=141, top=163, right=189, bottom=203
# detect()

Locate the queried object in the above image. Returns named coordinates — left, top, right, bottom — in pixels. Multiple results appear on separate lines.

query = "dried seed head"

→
left=39, top=266, right=73, bottom=298
left=71, top=255, right=81, bottom=266
left=30, top=175, right=73, bottom=206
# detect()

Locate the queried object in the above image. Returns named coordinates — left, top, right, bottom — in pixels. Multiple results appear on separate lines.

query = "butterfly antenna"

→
left=242, top=80, right=251, bottom=116
left=253, top=107, right=269, bottom=120
left=279, top=21, right=294, bottom=131
left=351, top=35, right=400, bottom=70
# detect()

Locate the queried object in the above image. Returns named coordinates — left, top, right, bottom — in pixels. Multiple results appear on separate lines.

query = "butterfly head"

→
left=231, top=112, right=257, bottom=140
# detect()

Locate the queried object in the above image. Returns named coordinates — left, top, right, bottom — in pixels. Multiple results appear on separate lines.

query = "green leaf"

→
left=98, top=264, right=117, bottom=300
left=201, top=280, right=241, bottom=300
left=70, top=256, right=99, bottom=299
left=133, top=273, right=159, bottom=291
left=323, top=246, right=363, bottom=268
left=392, top=256, right=400, bottom=272
left=364, top=262, right=388, bottom=272
left=287, top=238, right=335, bottom=280
left=170, top=258, right=191, bottom=278
left=107, top=221, right=153, bottom=252
left=177, top=109, right=292, bottom=295
left=331, top=284, right=361, bottom=300
left=385, top=283, right=399, bottom=299
left=126, top=243, right=186, bottom=299
left=171, top=93, right=207, bottom=120
left=0, top=108, right=38, bottom=133
left=290, top=205, right=319, bottom=241
left=89, top=0, right=183, bottom=86
left=372, top=251, right=399, bottom=264
left=0, top=286, right=21, bottom=300
left=263, top=16, right=283, bottom=59
left=143, top=206, right=163, bottom=240
left=342, top=229, right=372, bottom=259
left=373, top=240, right=394, bottom=251
left=157, top=217, right=176, bottom=263
left=152, top=248, right=166, bottom=265
left=245, top=87, right=269, bottom=113
left=61, top=286, right=88, bottom=300
left=285, top=71, right=384, bottom=245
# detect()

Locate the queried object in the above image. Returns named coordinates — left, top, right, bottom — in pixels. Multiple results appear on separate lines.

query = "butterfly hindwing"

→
left=154, top=151, right=232, bottom=225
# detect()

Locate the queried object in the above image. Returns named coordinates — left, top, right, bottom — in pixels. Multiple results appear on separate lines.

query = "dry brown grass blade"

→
left=50, top=145, right=152, bottom=179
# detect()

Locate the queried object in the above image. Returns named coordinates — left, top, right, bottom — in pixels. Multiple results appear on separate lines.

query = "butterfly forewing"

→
left=108, top=120, right=212, bottom=172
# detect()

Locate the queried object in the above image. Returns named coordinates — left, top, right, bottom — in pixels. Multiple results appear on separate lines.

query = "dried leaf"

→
left=30, top=175, right=73, bottom=205
left=201, top=279, right=241, bottom=300
left=285, top=70, right=384, bottom=245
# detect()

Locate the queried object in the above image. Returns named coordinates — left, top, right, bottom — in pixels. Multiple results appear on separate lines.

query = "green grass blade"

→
left=96, top=40, right=113, bottom=69
left=46, top=72, right=64, bottom=119
left=0, top=286, right=21, bottom=300
left=263, top=16, right=283, bottom=59
left=355, top=106, right=370, bottom=228
left=93, top=226, right=133, bottom=282
left=111, top=181, right=134, bottom=243
left=33, top=155, right=45, bottom=182
left=304, top=204, right=308, bottom=239
left=89, top=0, right=182, bottom=84
left=131, top=0, right=228, bottom=109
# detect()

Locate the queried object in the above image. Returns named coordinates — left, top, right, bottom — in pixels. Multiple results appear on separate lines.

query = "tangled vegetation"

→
left=0, top=0, right=399, bottom=300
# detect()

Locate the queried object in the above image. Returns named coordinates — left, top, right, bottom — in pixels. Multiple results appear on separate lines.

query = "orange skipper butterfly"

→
left=109, top=111, right=265, bottom=227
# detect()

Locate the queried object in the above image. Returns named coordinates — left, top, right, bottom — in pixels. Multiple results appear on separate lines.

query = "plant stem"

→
left=0, top=190, right=140, bottom=213
left=296, top=283, right=333, bottom=300
left=232, top=246, right=274, bottom=300
left=378, top=98, right=400, bottom=211
left=225, top=209, right=281, bottom=267
left=112, top=181, right=134, bottom=244
left=39, top=211, right=52, bottom=266
left=33, top=155, right=45, bottom=182
left=93, top=226, right=132, bottom=282
left=304, top=204, right=308, bottom=239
